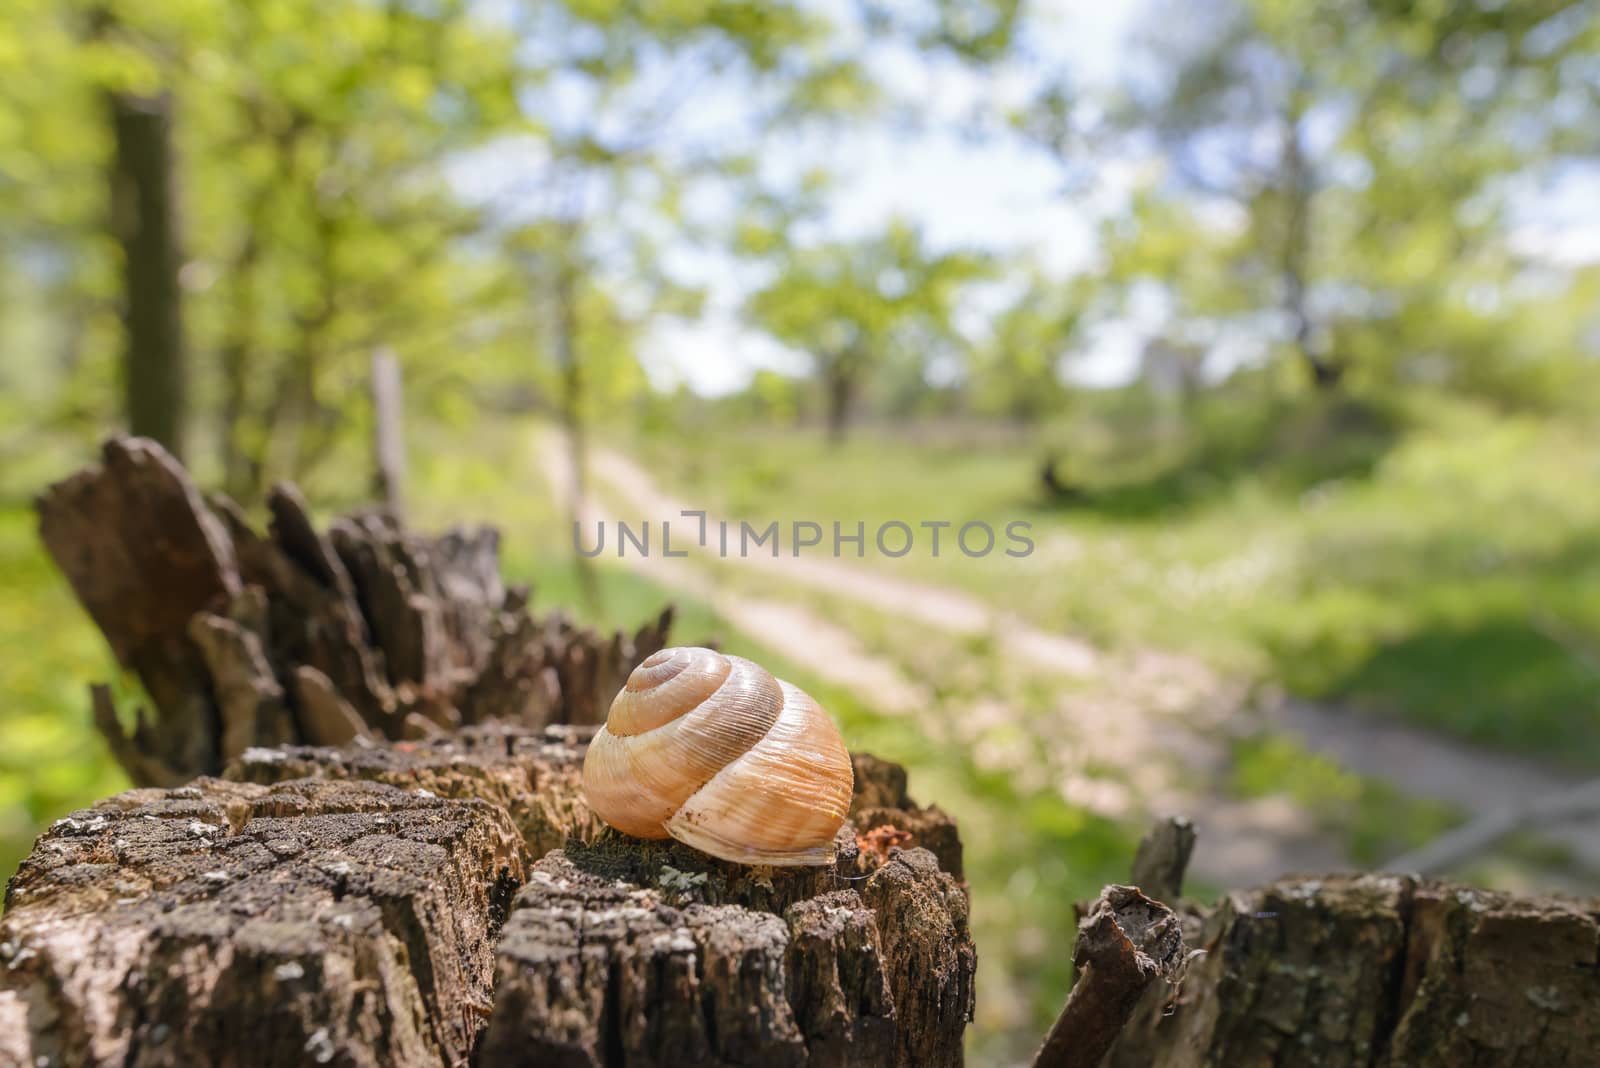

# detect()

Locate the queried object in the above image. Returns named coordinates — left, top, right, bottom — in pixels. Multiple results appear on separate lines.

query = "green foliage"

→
left=0, top=0, right=891, bottom=494
left=1229, top=733, right=1461, bottom=865
left=0, top=503, right=128, bottom=886
left=744, top=220, right=989, bottom=435
left=1085, top=0, right=1600, bottom=402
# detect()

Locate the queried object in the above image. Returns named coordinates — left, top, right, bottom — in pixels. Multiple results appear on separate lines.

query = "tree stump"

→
left=1100, top=872, right=1600, bottom=1067
left=17, top=439, right=978, bottom=1065
left=36, top=437, right=674, bottom=786
left=0, top=727, right=975, bottom=1067
left=1040, top=818, right=1600, bottom=1068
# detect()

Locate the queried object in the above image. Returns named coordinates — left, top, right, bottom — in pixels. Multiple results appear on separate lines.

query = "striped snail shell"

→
left=582, top=647, right=854, bottom=866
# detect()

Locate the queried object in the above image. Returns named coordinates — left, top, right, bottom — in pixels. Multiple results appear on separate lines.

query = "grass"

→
left=0, top=503, right=130, bottom=885
left=630, top=388, right=1600, bottom=768
left=1227, top=732, right=1462, bottom=867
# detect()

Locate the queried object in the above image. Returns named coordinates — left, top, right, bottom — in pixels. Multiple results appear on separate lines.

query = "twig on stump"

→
left=1129, top=815, right=1196, bottom=903
left=1034, top=885, right=1188, bottom=1068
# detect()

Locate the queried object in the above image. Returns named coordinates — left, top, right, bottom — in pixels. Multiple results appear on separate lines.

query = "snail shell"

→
left=582, top=647, right=854, bottom=866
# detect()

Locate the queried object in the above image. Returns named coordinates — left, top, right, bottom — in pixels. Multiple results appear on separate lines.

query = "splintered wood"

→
left=36, top=436, right=673, bottom=785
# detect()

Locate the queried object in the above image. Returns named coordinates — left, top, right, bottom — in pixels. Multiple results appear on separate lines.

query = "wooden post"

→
left=108, top=90, right=187, bottom=458
left=370, top=347, right=406, bottom=517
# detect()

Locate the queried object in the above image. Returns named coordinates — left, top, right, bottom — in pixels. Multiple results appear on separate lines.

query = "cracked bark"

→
left=0, top=732, right=974, bottom=1067
left=1101, top=873, right=1600, bottom=1067
left=0, top=777, right=525, bottom=1068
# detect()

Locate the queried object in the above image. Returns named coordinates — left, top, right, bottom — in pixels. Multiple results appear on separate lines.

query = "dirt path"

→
left=545, top=430, right=1600, bottom=885
left=587, top=447, right=1100, bottom=676
left=1270, top=698, right=1600, bottom=855
left=536, top=435, right=926, bottom=716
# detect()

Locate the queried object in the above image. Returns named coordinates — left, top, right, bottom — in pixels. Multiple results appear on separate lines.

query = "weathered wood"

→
left=856, top=846, right=976, bottom=1067
left=1034, top=885, right=1187, bottom=1068
left=232, top=728, right=976, bottom=1065
left=188, top=610, right=294, bottom=760
left=0, top=776, right=525, bottom=1068
left=1103, top=871, right=1600, bottom=1067
left=1128, top=815, right=1196, bottom=904
left=2, top=730, right=975, bottom=1067
left=480, top=834, right=973, bottom=1068
left=35, top=437, right=675, bottom=785
left=38, top=438, right=239, bottom=779
left=228, top=723, right=604, bottom=861
left=848, top=752, right=964, bottom=878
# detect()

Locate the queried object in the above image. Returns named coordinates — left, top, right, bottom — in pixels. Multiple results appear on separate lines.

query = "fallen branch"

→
left=1385, top=776, right=1600, bottom=875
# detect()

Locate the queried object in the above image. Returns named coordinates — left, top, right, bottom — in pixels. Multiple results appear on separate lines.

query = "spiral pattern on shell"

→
left=581, top=647, right=855, bottom=866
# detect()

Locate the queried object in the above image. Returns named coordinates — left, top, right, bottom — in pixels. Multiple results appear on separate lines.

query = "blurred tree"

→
left=493, top=0, right=874, bottom=569
left=106, top=88, right=187, bottom=457
left=0, top=0, right=1031, bottom=482
left=745, top=221, right=988, bottom=441
left=200, top=0, right=521, bottom=494
left=1050, top=0, right=1600, bottom=401
left=969, top=271, right=1090, bottom=422
left=0, top=0, right=523, bottom=492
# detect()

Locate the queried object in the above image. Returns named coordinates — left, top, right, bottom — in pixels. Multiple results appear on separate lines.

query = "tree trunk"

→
left=823, top=363, right=856, bottom=445
left=551, top=222, right=600, bottom=609
left=108, top=91, right=187, bottom=457
left=1280, top=92, right=1342, bottom=391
